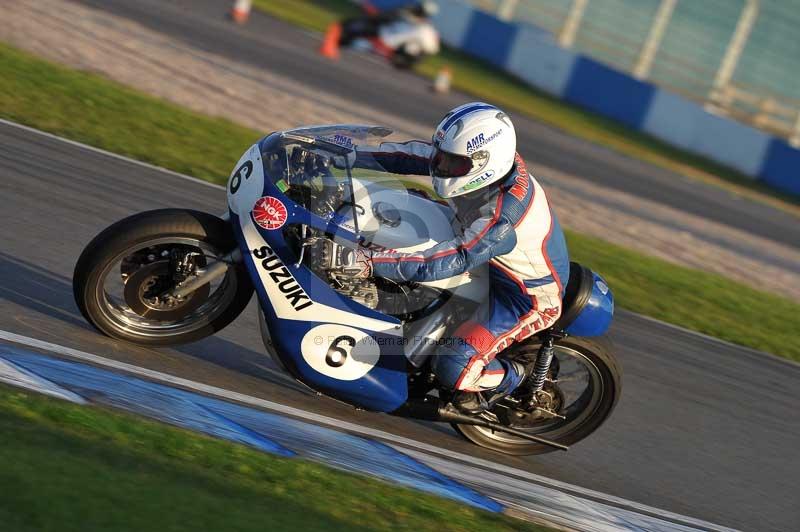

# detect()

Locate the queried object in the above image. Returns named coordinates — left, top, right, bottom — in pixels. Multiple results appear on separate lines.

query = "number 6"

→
left=326, top=336, right=356, bottom=368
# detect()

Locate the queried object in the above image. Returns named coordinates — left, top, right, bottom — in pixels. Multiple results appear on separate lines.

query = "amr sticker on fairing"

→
left=326, top=134, right=355, bottom=149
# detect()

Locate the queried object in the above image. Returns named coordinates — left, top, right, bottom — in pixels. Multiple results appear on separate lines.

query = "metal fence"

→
left=468, top=0, right=800, bottom=144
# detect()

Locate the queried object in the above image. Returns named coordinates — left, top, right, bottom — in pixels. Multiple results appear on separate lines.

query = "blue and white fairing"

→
left=225, top=126, right=483, bottom=412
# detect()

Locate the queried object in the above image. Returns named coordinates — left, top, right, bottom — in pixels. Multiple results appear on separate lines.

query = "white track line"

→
left=0, top=329, right=735, bottom=531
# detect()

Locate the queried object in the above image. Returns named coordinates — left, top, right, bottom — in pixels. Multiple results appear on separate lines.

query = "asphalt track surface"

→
left=2, top=121, right=799, bottom=531
left=74, top=0, right=800, bottom=251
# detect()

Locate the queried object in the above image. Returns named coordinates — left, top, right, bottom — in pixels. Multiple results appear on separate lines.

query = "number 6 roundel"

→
left=300, top=324, right=380, bottom=380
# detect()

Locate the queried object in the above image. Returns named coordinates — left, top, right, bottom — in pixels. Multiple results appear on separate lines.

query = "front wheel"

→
left=452, top=336, right=621, bottom=455
left=73, top=209, right=254, bottom=346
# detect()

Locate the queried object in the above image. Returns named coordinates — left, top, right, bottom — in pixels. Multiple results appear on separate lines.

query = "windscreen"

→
left=259, top=125, right=431, bottom=233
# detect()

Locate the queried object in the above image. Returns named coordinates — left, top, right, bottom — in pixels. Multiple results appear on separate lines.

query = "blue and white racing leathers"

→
left=359, top=141, right=570, bottom=393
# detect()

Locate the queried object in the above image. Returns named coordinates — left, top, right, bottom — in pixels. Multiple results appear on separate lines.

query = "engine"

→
left=296, top=231, right=440, bottom=320
left=334, top=277, right=380, bottom=309
left=278, top=153, right=443, bottom=322
left=300, top=234, right=378, bottom=309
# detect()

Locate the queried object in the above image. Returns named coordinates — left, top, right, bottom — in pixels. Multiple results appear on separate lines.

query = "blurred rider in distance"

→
left=345, top=102, right=570, bottom=413
left=320, top=1, right=439, bottom=64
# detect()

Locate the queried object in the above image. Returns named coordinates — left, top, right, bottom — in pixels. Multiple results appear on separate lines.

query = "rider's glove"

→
left=341, top=248, right=373, bottom=279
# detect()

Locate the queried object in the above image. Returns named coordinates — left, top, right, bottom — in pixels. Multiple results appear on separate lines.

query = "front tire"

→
left=452, top=336, right=621, bottom=455
left=73, top=209, right=253, bottom=346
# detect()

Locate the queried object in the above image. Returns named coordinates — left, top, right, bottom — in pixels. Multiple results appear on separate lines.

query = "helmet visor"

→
left=430, top=148, right=473, bottom=178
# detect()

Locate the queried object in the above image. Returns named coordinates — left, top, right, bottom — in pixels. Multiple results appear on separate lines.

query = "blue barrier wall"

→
left=429, top=0, right=473, bottom=48
left=422, top=1, right=800, bottom=197
left=563, top=57, right=655, bottom=130
left=761, top=139, right=800, bottom=196
left=505, top=26, right=576, bottom=98
left=461, top=11, right=518, bottom=66
left=642, top=91, right=771, bottom=176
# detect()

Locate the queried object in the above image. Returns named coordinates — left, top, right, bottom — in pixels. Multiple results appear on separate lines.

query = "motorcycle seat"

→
left=553, top=261, right=594, bottom=331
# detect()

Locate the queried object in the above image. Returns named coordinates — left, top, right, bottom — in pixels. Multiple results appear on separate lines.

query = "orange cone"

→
left=230, top=0, right=251, bottom=24
left=319, top=23, right=342, bottom=60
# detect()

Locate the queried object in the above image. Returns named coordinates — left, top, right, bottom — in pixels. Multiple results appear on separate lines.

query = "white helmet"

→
left=430, top=102, right=516, bottom=198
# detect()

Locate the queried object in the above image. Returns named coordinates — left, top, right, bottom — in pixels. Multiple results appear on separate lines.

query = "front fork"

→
left=169, top=248, right=241, bottom=298
left=166, top=212, right=241, bottom=299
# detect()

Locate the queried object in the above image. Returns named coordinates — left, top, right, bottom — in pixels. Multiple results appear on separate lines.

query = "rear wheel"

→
left=452, top=336, right=621, bottom=455
left=73, top=209, right=253, bottom=346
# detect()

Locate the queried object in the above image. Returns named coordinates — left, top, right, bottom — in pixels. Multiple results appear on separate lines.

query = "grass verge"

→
left=0, top=384, right=544, bottom=531
left=0, top=46, right=255, bottom=183
left=252, top=0, right=799, bottom=214
left=566, top=231, right=798, bottom=360
left=1, top=43, right=797, bottom=362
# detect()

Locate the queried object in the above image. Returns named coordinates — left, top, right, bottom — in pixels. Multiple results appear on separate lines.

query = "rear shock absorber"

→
left=529, top=335, right=555, bottom=393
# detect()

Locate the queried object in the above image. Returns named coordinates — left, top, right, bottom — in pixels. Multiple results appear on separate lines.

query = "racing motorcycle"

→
left=73, top=125, right=621, bottom=455
left=322, top=2, right=440, bottom=68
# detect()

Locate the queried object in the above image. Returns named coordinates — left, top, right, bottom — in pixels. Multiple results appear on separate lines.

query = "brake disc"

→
left=124, top=261, right=210, bottom=320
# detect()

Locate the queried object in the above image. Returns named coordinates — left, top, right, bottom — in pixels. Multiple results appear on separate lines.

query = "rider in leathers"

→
left=351, top=102, right=570, bottom=413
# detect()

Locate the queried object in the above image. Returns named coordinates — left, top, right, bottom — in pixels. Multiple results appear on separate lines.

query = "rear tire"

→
left=452, top=336, right=621, bottom=455
left=73, top=209, right=253, bottom=346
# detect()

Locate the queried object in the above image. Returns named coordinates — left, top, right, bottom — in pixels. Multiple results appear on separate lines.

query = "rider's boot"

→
left=452, top=359, right=530, bottom=415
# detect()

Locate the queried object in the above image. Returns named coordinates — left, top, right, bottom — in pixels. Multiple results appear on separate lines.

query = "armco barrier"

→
left=372, top=0, right=799, bottom=196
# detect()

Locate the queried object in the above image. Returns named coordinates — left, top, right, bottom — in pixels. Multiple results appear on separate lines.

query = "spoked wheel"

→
left=452, top=336, right=621, bottom=455
left=73, top=209, right=253, bottom=345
